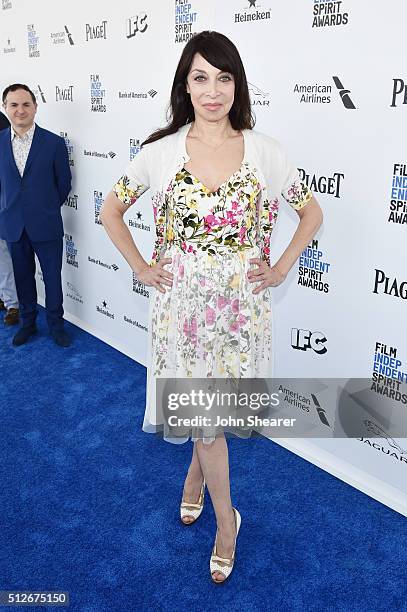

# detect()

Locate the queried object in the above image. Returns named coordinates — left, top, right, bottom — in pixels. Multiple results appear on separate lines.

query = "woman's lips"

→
left=203, top=103, right=222, bottom=110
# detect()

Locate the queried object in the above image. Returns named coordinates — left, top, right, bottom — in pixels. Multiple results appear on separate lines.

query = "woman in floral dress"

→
left=101, top=31, right=323, bottom=583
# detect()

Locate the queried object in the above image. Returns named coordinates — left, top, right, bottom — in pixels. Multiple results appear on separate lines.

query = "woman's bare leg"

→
left=195, top=435, right=237, bottom=582
left=181, top=441, right=205, bottom=524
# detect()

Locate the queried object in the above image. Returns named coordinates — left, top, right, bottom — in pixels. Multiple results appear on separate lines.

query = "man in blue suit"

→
left=0, top=84, right=72, bottom=346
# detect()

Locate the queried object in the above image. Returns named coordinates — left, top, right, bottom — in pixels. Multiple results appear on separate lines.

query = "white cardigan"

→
left=113, top=123, right=313, bottom=266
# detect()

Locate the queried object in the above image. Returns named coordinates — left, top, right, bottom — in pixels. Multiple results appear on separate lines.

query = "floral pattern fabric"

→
left=145, top=164, right=274, bottom=443
left=112, top=160, right=313, bottom=443
left=113, top=162, right=313, bottom=268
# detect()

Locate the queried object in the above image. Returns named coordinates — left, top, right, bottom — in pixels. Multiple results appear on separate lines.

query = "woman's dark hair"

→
left=142, top=31, right=254, bottom=147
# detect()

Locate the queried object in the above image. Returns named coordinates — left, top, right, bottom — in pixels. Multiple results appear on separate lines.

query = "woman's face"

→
left=186, top=53, right=235, bottom=122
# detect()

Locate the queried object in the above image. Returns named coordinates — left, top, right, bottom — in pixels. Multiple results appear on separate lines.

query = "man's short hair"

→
left=2, top=84, right=36, bottom=105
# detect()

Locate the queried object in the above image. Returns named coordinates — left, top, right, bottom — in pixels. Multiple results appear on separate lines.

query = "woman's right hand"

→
left=135, top=258, right=173, bottom=293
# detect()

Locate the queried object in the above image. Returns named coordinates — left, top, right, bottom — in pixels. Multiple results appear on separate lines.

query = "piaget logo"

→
left=391, top=78, right=407, bottom=108
left=64, top=194, right=78, bottom=210
left=85, top=20, right=107, bottom=41
left=372, top=270, right=407, bottom=300
left=55, top=85, right=74, bottom=102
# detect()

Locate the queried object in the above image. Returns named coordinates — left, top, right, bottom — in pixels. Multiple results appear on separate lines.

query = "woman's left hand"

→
left=247, top=258, right=286, bottom=294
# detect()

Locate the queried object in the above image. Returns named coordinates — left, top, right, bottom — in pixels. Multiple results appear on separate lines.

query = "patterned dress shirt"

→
left=11, top=123, right=36, bottom=177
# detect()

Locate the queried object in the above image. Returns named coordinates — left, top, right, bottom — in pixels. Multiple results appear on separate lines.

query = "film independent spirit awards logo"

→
left=298, top=239, right=331, bottom=293
left=132, top=273, right=150, bottom=298
left=60, top=132, right=74, bottom=167
left=90, top=75, right=106, bottom=112
left=358, top=342, right=407, bottom=461
left=94, top=190, right=104, bottom=225
left=27, top=23, right=40, bottom=57
left=127, top=139, right=151, bottom=232
left=371, top=342, right=407, bottom=405
left=65, top=234, right=78, bottom=268
left=174, top=0, right=198, bottom=43
left=388, top=163, right=407, bottom=225
left=312, top=0, right=349, bottom=28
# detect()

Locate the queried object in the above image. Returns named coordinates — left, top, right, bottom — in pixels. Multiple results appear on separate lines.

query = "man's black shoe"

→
left=12, top=324, right=37, bottom=346
left=51, top=328, right=71, bottom=347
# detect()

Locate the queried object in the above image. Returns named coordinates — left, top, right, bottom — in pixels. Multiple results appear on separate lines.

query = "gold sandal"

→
left=180, top=479, right=205, bottom=525
left=210, top=507, right=241, bottom=583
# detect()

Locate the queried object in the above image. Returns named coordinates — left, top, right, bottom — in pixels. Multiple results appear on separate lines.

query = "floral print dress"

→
left=113, top=131, right=314, bottom=444
left=142, top=161, right=277, bottom=443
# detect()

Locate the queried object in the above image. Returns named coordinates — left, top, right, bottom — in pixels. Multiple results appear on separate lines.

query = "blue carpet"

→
left=1, top=307, right=406, bottom=612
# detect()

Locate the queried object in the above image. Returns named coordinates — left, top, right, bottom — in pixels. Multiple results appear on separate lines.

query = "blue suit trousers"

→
left=8, top=229, right=64, bottom=330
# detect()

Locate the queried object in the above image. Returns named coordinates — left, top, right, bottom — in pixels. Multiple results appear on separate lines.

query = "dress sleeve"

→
left=112, top=146, right=150, bottom=207
left=279, top=146, right=313, bottom=211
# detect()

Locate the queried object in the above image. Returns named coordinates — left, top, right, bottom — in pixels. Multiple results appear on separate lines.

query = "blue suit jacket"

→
left=0, top=124, right=72, bottom=242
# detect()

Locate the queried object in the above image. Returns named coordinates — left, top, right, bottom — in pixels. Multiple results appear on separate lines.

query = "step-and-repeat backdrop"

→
left=2, top=0, right=406, bottom=515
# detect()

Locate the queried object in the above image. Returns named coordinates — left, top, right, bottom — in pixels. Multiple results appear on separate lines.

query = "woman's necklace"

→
left=188, top=130, right=234, bottom=152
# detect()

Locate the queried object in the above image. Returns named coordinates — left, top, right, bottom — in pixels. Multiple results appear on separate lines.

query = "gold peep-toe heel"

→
left=180, top=479, right=205, bottom=525
left=210, top=507, right=241, bottom=584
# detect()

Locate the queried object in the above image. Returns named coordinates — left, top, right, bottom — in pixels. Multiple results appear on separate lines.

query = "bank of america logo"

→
left=332, top=76, right=356, bottom=109
left=148, top=89, right=157, bottom=98
left=108, top=151, right=116, bottom=158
